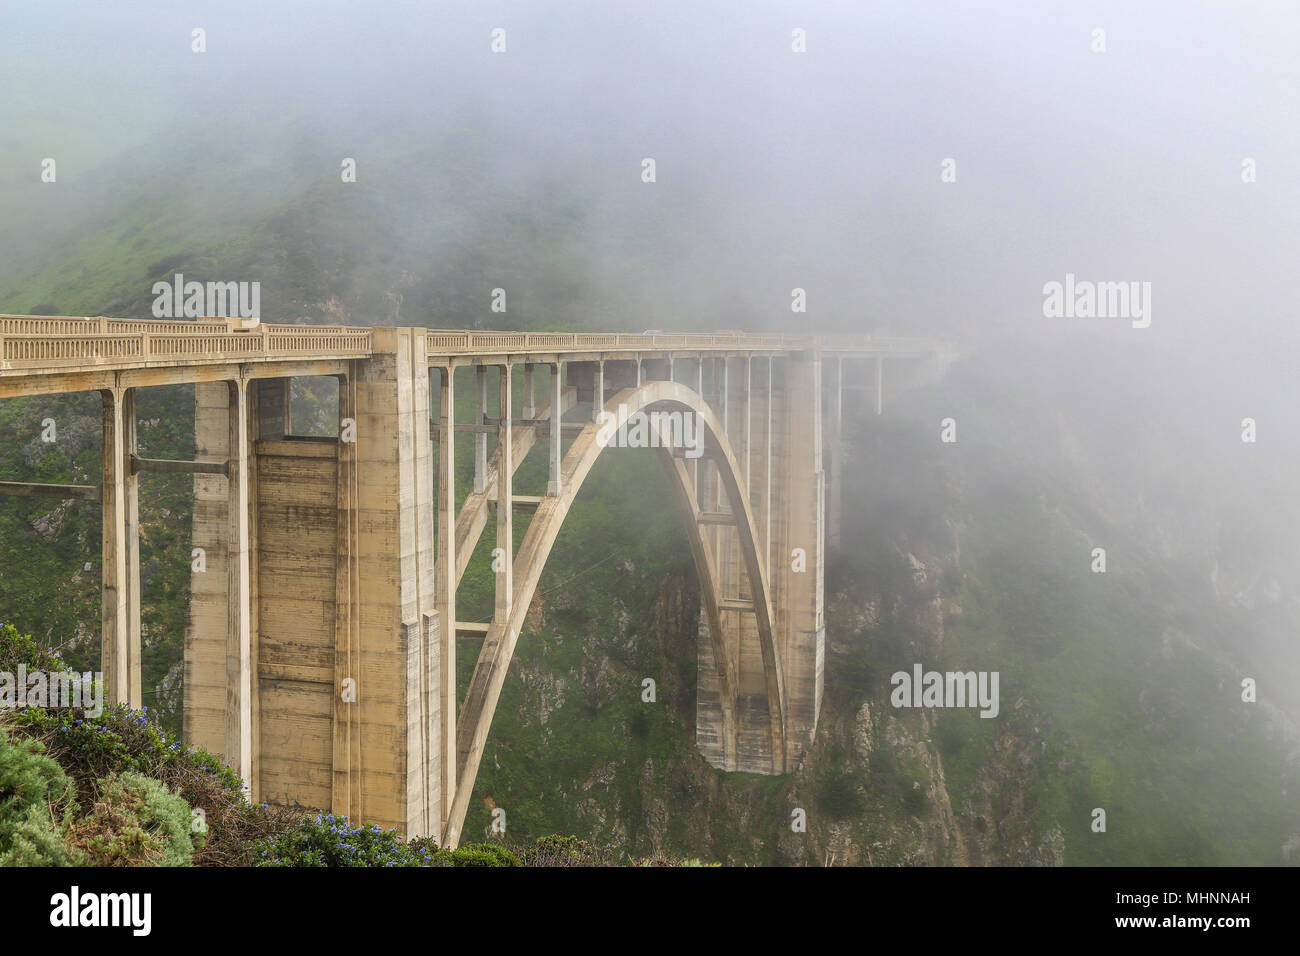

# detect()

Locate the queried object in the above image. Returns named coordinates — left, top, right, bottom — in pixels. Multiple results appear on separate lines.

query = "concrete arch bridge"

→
left=0, top=316, right=953, bottom=845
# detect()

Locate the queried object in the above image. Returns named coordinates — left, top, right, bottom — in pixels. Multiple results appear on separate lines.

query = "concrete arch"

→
left=443, top=378, right=786, bottom=846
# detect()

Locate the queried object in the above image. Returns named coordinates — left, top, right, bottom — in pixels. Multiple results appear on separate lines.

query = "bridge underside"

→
left=0, top=316, right=953, bottom=846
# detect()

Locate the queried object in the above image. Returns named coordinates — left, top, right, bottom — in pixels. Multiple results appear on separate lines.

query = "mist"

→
left=1, top=0, right=1298, bottom=867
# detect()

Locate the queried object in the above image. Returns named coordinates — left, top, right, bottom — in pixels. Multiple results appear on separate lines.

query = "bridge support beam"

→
left=101, top=385, right=141, bottom=708
left=435, top=365, right=457, bottom=826
left=474, top=366, right=487, bottom=494
left=875, top=355, right=884, bottom=415
left=692, top=353, right=822, bottom=773
left=695, top=354, right=782, bottom=773
left=775, top=357, right=824, bottom=764
left=335, top=329, right=438, bottom=834
left=547, top=364, right=562, bottom=496
left=185, top=382, right=234, bottom=770
left=522, top=364, right=535, bottom=420
left=225, top=377, right=253, bottom=790
left=182, top=377, right=257, bottom=794
left=827, top=357, right=843, bottom=549
left=495, top=364, right=512, bottom=623
left=765, top=358, right=773, bottom=564
left=186, top=337, right=440, bottom=836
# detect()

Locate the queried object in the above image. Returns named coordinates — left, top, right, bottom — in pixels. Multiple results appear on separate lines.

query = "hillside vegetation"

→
left=2, top=134, right=1297, bottom=866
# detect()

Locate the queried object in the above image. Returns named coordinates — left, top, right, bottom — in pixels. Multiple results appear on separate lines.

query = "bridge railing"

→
left=0, top=315, right=950, bottom=370
left=809, top=334, right=956, bottom=353
left=422, top=330, right=952, bottom=355
left=424, top=330, right=796, bottom=354
left=0, top=315, right=237, bottom=336
left=0, top=322, right=374, bottom=369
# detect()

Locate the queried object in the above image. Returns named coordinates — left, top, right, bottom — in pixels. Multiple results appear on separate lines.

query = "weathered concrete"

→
left=0, top=316, right=952, bottom=845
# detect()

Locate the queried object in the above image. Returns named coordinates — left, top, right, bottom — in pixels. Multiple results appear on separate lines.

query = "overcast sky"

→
left=3, top=1, right=1297, bottom=355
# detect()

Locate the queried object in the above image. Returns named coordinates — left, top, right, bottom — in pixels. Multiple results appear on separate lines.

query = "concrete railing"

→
left=0, top=315, right=949, bottom=371
left=0, top=320, right=373, bottom=369
left=420, top=330, right=933, bottom=354
left=809, top=334, right=959, bottom=353
left=0, top=315, right=235, bottom=335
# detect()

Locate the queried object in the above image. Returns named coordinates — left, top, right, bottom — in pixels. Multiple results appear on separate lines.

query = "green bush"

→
left=8, top=705, right=242, bottom=794
left=6, top=704, right=295, bottom=865
left=0, top=727, right=80, bottom=866
left=1, top=803, right=78, bottom=865
left=68, top=770, right=198, bottom=866
left=255, top=813, right=434, bottom=867
left=0, top=622, right=67, bottom=673
left=437, top=842, right=519, bottom=867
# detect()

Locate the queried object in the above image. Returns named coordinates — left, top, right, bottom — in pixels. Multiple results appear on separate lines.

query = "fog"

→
left=2, top=3, right=1298, bottom=721
left=3, top=1, right=1295, bottom=335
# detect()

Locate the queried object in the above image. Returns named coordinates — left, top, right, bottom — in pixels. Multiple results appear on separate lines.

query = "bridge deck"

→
left=0, top=315, right=949, bottom=380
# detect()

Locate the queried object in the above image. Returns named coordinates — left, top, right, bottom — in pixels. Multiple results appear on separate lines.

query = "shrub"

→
left=254, top=813, right=434, bottom=867
left=437, top=842, right=519, bottom=867
left=66, top=770, right=198, bottom=866
left=1, top=803, right=79, bottom=866
left=6, top=704, right=298, bottom=865
left=0, top=622, right=67, bottom=673
left=0, top=727, right=80, bottom=866
left=521, top=834, right=607, bottom=866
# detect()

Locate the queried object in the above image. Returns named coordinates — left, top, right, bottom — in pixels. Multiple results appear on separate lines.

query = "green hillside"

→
left=1, top=141, right=1297, bottom=866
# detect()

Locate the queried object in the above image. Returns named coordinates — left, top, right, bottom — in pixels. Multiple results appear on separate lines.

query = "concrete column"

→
left=225, top=377, right=253, bottom=787
left=716, top=359, right=729, bottom=517
left=522, top=364, right=535, bottom=419
left=345, top=328, right=438, bottom=834
left=591, top=361, right=605, bottom=423
left=185, top=382, right=232, bottom=759
left=719, top=358, right=729, bottom=437
left=101, top=385, right=140, bottom=707
left=547, top=363, right=562, bottom=496
left=333, top=371, right=362, bottom=824
left=474, top=366, right=487, bottom=494
left=123, top=389, right=142, bottom=708
left=495, top=365, right=512, bottom=624
left=765, top=358, right=773, bottom=576
left=408, top=336, right=437, bottom=839
left=774, top=355, right=824, bottom=771
left=436, top=366, right=457, bottom=820
left=744, top=357, right=752, bottom=491
left=875, top=355, right=883, bottom=415
left=828, top=357, right=843, bottom=549
left=693, top=359, right=704, bottom=499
